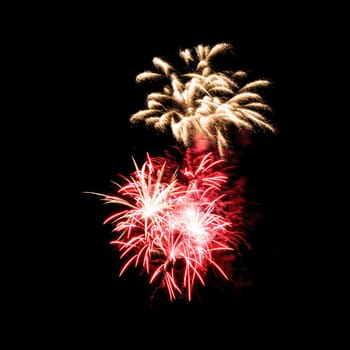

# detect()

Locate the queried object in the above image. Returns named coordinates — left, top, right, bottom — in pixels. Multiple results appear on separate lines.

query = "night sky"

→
left=16, top=4, right=330, bottom=345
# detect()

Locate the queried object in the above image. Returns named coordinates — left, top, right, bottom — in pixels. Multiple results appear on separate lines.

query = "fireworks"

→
left=93, top=150, right=245, bottom=301
left=131, top=42, right=275, bottom=157
left=91, top=42, right=275, bottom=302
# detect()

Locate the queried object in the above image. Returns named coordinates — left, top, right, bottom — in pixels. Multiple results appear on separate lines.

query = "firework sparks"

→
left=91, top=151, right=245, bottom=301
left=90, top=42, right=275, bottom=302
left=130, top=42, right=275, bottom=156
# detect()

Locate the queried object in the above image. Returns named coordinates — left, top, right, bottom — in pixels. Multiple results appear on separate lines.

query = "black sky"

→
left=15, top=4, right=329, bottom=345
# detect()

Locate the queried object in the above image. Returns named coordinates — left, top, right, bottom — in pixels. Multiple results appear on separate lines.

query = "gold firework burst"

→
left=130, top=42, right=275, bottom=156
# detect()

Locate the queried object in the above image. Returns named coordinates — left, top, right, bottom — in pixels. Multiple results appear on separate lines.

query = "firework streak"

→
left=93, top=43, right=275, bottom=301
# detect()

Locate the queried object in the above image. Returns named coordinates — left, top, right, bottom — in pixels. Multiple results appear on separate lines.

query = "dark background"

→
left=13, top=3, right=335, bottom=346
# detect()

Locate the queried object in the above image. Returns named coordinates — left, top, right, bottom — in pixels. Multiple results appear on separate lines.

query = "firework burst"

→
left=130, top=42, right=275, bottom=157
left=91, top=150, right=245, bottom=301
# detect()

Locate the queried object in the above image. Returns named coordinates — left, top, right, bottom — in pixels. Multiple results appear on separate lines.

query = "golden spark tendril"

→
left=130, top=42, right=275, bottom=157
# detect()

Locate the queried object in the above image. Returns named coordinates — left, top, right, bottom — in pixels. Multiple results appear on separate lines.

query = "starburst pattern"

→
left=130, top=42, right=275, bottom=156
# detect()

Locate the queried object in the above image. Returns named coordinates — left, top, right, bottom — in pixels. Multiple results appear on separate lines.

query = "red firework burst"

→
left=96, top=150, right=247, bottom=301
